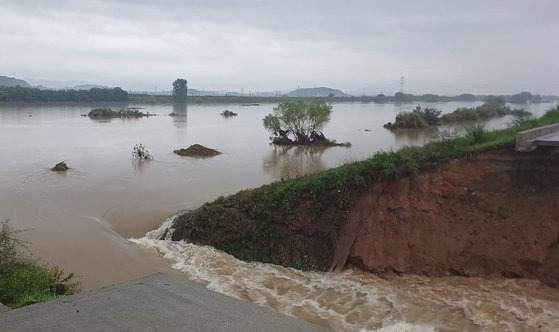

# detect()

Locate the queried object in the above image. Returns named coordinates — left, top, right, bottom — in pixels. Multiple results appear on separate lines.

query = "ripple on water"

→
left=130, top=220, right=559, bottom=332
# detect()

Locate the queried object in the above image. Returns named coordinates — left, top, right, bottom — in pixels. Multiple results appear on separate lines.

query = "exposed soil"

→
left=345, top=148, right=559, bottom=286
left=169, top=147, right=559, bottom=286
left=174, top=144, right=222, bottom=158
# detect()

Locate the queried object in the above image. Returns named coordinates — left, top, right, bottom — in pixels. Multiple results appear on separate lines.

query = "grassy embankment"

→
left=0, top=221, right=78, bottom=309
left=174, top=107, right=559, bottom=269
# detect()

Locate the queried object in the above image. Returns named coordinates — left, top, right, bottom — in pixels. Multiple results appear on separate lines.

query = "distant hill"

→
left=286, top=87, right=349, bottom=97
left=0, top=75, right=32, bottom=88
left=187, top=88, right=202, bottom=96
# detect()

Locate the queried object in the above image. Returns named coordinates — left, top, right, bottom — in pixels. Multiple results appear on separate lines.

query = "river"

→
left=1, top=101, right=557, bottom=331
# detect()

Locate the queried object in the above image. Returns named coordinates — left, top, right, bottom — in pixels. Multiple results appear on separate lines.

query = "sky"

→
left=1, top=0, right=558, bottom=95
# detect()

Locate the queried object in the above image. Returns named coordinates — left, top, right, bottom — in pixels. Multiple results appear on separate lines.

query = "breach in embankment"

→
left=166, top=107, right=559, bottom=286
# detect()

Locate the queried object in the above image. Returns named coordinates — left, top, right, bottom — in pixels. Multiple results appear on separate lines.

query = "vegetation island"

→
left=263, top=99, right=350, bottom=146
left=86, top=107, right=153, bottom=118
left=384, top=96, right=532, bottom=130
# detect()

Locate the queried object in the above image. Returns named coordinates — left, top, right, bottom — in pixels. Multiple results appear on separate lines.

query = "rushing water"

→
left=1, top=101, right=557, bottom=330
left=131, top=216, right=559, bottom=332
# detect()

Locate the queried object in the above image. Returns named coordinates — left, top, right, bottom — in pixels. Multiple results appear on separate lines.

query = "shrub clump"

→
left=441, top=96, right=530, bottom=123
left=464, top=124, right=491, bottom=144
left=132, top=144, right=153, bottom=160
left=87, top=107, right=153, bottom=118
left=384, top=105, right=442, bottom=129
left=51, top=161, right=69, bottom=172
left=220, top=110, right=238, bottom=117
left=0, top=220, right=78, bottom=308
left=263, top=99, right=347, bottom=146
left=385, top=98, right=532, bottom=129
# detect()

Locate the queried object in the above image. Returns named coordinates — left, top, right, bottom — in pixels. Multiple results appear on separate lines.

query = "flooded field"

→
left=1, top=101, right=556, bottom=330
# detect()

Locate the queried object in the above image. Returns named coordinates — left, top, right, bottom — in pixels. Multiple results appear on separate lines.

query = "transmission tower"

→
left=399, top=76, right=405, bottom=93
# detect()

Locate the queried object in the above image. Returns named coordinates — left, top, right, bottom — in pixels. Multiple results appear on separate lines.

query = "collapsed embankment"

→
left=168, top=147, right=559, bottom=286
left=346, top=148, right=559, bottom=285
left=168, top=107, right=559, bottom=286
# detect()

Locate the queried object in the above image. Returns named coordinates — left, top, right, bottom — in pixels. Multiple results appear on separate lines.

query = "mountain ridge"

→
left=0, top=75, right=32, bottom=88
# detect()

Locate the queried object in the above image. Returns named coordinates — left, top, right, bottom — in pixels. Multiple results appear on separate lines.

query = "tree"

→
left=263, top=99, right=332, bottom=144
left=373, top=94, right=387, bottom=103
left=455, top=93, right=476, bottom=102
left=0, top=86, right=128, bottom=102
left=510, top=91, right=533, bottom=104
left=484, top=95, right=506, bottom=107
left=172, top=78, right=188, bottom=102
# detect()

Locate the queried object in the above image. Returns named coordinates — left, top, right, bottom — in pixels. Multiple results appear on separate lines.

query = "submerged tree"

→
left=132, top=144, right=153, bottom=160
left=263, top=100, right=334, bottom=145
left=172, top=78, right=188, bottom=102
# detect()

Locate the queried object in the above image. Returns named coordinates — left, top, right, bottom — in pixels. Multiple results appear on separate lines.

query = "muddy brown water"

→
left=1, top=102, right=557, bottom=331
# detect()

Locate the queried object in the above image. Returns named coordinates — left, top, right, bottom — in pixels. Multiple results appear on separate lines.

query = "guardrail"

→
left=515, top=123, right=559, bottom=152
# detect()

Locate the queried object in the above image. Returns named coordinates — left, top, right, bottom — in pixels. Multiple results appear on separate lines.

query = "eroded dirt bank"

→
left=345, top=148, right=559, bottom=286
left=170, top=147, right=559, bottom=286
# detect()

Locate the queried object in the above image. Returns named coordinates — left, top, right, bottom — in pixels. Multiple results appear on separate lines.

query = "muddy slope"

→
left=170, top=147, right=559, bottom=285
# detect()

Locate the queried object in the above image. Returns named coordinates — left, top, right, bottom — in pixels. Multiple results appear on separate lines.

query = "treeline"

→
left=371, top=91, right=552, bottom=104
left=0, top=86, right=128, bottom=102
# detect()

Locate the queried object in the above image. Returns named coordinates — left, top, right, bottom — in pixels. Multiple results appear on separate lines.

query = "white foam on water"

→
left=142, top=213, right=179, bottom=240
left=361, top=322, right=437, bottom=332
left=131, top=221, right=559, bottom=332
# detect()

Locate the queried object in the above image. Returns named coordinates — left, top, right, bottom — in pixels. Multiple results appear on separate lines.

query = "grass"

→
left=0, top=220, right=78, bottom=308
left=176, top=106, right=559, bottom=268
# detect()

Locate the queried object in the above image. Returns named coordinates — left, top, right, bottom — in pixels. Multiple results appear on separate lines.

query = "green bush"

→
left=263, top=99, right=332, bottom=143
left=0, top=220, right=78, bottom=308
left=132, top=144, right=153, bottom=160
left=421, top=106, right=443, bottom=125
left=88, top=107, right=116, bottom=117
left=464, top=124, right=491, bottom=144
left=441, top=98, right=524, bottom=123
left=384, top=105, right=441, bottom=129
left=441, top=107, right=480, bottom=122
left=88, top=107, right=151, bottom=118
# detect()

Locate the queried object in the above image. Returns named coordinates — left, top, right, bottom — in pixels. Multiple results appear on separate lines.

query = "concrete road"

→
left=0, top=273, right=329, bottom=331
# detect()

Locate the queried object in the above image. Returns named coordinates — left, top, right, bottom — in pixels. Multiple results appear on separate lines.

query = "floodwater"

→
left=1, top=101, right=557, bottom=330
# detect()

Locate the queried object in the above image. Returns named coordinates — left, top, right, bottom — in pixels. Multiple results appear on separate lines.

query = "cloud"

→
left=1, top=0, right=558, bottom=94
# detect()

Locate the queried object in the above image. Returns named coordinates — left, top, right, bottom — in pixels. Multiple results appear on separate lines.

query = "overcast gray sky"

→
left=1, top=0, right=558, bottom=95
